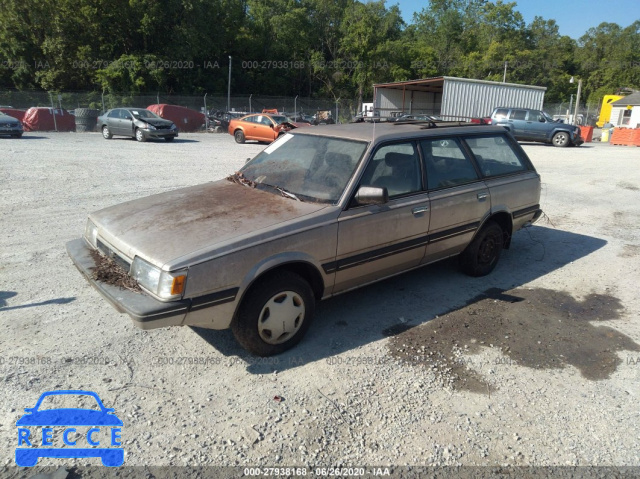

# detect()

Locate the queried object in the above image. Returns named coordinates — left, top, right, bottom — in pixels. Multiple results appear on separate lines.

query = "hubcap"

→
left=257, top=291, right=305, bottom=345
left=478, top=235, right=498, bottom=265
left=136, top=130, right=143, bottom=141
left=102, top=127, right=109, bottom=138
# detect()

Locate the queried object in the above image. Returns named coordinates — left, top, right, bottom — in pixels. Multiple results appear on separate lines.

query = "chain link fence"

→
left=0, top=90, right=360, bottom=124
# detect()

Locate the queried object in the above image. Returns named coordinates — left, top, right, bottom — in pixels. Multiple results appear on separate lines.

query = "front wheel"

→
left=232, top=271, right=315, bottom=356
left=135, top=128, right=146, bottom=142
left=552, top=131, right=570, bottom=147
left=234, top=130, right=245, bottom=144
left=459, top=221, right=504, bottom=277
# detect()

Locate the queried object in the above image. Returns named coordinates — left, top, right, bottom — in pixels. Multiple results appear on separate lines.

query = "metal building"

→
left=373, top=76, right=546, bottom=120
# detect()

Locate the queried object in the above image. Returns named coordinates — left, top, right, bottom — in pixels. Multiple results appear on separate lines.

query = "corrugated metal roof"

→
left=611, top=92, right=640, bottom=106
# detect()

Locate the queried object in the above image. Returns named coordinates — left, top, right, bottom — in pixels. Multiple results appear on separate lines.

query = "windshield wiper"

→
left=226, top=172, right=256, bottom=188
left=273, top=185, right=301, bottom=201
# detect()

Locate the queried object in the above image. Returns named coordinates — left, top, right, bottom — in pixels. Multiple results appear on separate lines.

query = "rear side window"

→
left=421, top=138, right=479, bottom=190
left=493, top=108, right=509, bottom=120
left=509, top=110, right=527, bottom=120
left=464, top=136, right=527, bottom=177
left=108, top=109, right=120, bottom=118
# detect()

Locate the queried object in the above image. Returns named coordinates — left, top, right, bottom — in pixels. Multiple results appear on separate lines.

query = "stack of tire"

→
left=74, top=108, right=99, bottom=133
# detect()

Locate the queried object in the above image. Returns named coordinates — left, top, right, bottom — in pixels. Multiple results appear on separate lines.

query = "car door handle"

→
left=412, top=206, right=429, bottom=214
left=477, top=192, right=489, bottom=200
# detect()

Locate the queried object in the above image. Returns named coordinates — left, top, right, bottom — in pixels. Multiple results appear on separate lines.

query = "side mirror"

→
left=354, top=186, right=389, bottom=206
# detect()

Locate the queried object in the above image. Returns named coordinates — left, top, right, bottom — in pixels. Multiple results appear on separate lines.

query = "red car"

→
left=228, top=113, right=307, bottom=144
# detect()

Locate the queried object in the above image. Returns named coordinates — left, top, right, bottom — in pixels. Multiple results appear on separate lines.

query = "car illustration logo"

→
left=16, top=390, right=123, bottom=467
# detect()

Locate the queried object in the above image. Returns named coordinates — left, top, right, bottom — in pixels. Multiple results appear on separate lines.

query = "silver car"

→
left=98, top=108, right=178, bottom=142
left=67, top=123, right=541, bottom=356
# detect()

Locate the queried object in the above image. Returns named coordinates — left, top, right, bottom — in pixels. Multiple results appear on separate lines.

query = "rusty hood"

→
left=89, top=179, right=329, bottom=268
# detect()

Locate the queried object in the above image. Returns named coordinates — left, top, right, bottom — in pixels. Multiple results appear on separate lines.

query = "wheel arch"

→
left=480, top=210, right=513, bottom=249
left=233, top=256, right=326, bottom=321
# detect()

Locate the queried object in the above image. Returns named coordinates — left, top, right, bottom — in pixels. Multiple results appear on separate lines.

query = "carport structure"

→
left=373, top=76, right=546, bottom=121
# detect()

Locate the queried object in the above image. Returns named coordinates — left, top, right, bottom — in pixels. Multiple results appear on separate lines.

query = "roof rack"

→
left=391, top=119, right=491, bottom=129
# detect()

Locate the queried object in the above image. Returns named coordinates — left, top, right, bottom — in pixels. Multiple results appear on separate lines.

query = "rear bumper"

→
left=66, top=238, right=189, bottom=328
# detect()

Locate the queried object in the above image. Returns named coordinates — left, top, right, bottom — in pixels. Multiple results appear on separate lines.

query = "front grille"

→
left=97, top=239, right=132, bottom=272
left=0, top=123, right=18, bottom=128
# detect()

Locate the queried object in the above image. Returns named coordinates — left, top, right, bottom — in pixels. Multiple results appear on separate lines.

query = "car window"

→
left=242, top=115, right=257, bottom=123
left=493, top=108, right=509, bottom=120
left=108, top=109, right=120, bottom=118
left=421, top=138, right=479, bottom=190
left=36, top=394, right=102, bottom=411
left=120, top=110, right=132, bottom=120
left=509, top=110, right=527, bottom=121
left=240, top=133, right=367, bottom=203
left=464, top=135, right=527, bottom=177
left=360, top=142, right=421, bottom=198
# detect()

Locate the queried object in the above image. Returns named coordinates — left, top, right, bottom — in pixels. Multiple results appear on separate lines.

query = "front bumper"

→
left=66, top=238, right=189, bottom=328
left=0, top=125, right=22, bottom=136
left=142, top=128, right=178, bottom=140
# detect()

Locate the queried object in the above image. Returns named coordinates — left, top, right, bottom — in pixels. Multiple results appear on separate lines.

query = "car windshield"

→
left=271, top=115, right=293, bottom=125
left=36, top=394, right=102, bottom=411
left=542, top=111, right=554, bottom=122
left=239, top=133, right=368, bottom=204
left=130, top=109, right=160, bottom=120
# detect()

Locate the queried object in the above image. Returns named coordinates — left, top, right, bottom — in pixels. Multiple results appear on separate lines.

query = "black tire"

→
left=12, top=133, right=22, bottom=138
left=74, top=108, right=99, bottom=132
left=102, top=125, right=112, bottom=139
left=74, top=108, right=99, bottom=118
left=232, top=271, right=315, bottom=356
left=459, top=221, right=504, bottom=277
left=135, top=128, right=146, bottom=142
left=234, top=130, right=245, bottom=144
left=164, top=136, right=174, bottom=142
left=552, top=131, right=570, bottom=147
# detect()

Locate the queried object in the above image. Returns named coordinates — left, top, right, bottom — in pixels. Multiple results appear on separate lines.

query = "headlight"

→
left=131, top=256, right=187, bottom=300
left=170, top=123, right=177, bottom=130
left=84, top=219, right=98, bottom=248
left=144, top=123, right=156, bottom=130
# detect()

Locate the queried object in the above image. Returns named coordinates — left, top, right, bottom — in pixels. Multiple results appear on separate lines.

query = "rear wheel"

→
left=459, top=221, right=504, bottom=277
left=102, top=125, right=112, bottom=139
left=234, top=130, right=245, bottom=143
left=552, top=131, right=570, bottom=147
left=232, top=271, right=315, bottom=356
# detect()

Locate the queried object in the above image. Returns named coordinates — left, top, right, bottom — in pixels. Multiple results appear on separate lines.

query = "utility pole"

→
left=227, top=56, right=232, bottom=112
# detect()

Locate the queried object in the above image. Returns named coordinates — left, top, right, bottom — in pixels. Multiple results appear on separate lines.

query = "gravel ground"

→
left=1, top=132, right=640, bottom=477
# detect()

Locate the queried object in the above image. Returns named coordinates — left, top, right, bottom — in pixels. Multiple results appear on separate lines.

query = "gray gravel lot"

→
left=1, top=132, right=640, bottom=475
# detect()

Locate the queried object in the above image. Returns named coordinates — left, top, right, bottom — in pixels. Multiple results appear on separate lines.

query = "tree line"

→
left=0, top=0, right=638, bottom=106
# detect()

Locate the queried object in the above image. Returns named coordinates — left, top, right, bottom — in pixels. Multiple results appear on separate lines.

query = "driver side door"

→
left=332, top=141, right=431, bottom=293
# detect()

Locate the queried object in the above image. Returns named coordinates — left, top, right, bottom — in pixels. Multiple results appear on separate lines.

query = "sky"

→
left=395, top=0, right=640, bottom=39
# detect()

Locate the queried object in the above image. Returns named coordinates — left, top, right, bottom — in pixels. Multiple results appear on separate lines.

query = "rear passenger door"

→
left=421, top=138, right=491, bottom=264
left=507, top=109, right=528, bottom=139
